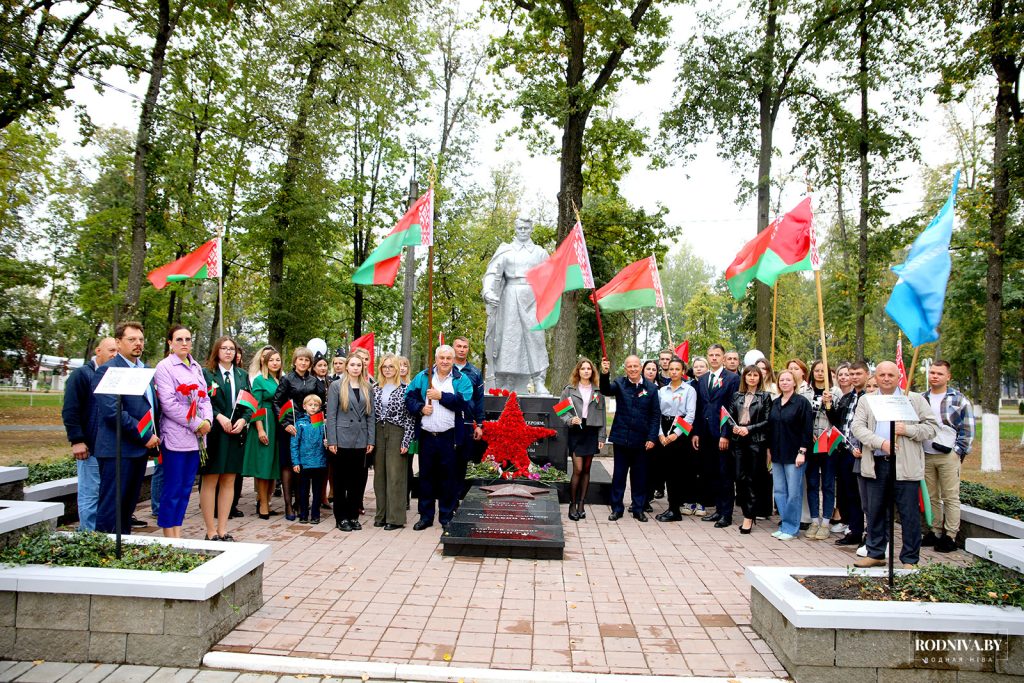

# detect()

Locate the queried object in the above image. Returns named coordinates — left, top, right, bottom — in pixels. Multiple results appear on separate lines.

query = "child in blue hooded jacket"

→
left=292, top=394, right=327, bottom=523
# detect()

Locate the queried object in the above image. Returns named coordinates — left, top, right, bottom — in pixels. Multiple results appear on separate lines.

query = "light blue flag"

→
left=884, top=170, right=960, bottom=347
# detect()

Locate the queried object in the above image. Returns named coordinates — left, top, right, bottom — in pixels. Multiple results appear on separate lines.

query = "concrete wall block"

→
left=90, top=595, right=164, bottom=634
left=0, top=480, right=25, bottom=501
left=998, top=635, right=1023, bottom=676
left=162, top=598, right=204, bottom=635
left=836, top=629, right=915, bottom=668
left=126, top=633, right=205, bottom=668
left=0, top=591, right=15, bottom=627
left=17, top=592, right=89, bottom=630
left=957, top=672, right=1021, bottom=682
left=232, top=567, right=262, bottom=605
left=88, top=631, right=127, bottom=663
left=778, top=618, right=836, bottom=666
left=0, top=625, right=14, bottom=654
left=788, top=662, right=877, bottom=683
left=14, top=627, right=88, bottom=661
left=878, top=670, right=958, bottom=683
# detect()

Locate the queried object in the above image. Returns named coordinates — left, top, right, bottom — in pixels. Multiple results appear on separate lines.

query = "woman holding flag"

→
left=273, top=347, right=323, bottom=521
left=242, top=348, right=282, bottom=519
left=153, top=325, right=212, bottom=538
left=726, top=366, right=772, bottom=534
left=557, top=358, right=606, bottom=521
left=653, top=357, right=696, bottom=523
left=201, top=336, right=253, bottom=541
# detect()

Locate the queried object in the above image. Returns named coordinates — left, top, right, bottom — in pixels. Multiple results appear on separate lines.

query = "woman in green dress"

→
left=242, top=347, right=282, bottom=519
left=201, top=336, right=252, bottom=541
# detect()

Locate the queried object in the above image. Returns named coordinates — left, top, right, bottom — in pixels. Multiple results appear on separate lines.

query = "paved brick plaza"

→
left=135, top=467, right=964, bottom=679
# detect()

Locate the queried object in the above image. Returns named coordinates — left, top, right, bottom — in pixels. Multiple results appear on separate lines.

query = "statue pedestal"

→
left=484, top=394, right=567, bottom=471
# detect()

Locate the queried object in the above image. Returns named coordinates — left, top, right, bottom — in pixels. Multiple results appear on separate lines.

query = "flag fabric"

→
left=896, top=337, right=908, bottom=391
left=814, top=426, right=845, bottom=455
left=249, top=408, right=267, bottom=422
left=593, top=256, right=664, bottom=312
left=235, top=390, right=258, bottom=413
left=438, top=332, right=445, bottom=347
left=674, top=340, right=689, bottom=363
left=672, top=416, right=692, bottom=436
left=552, top=398, right=575, bottom=417
left=147, top=238, right=221, bottom=290
left=137, top=410, right=154, bottom=438
left=885, top=171, right=960, bottom=346
left=719, top=407, right=731, bottom=429
left=309, top=412, right=324, bottom=427
left=278, top=399, right=294, bottom=422
left=725, top=198, right=815, bottom=300
left=525, top=221, right=595, bottom=329
left=351, top=189, right=433, bottom=286
left=350, top=332, right=375, bottom=375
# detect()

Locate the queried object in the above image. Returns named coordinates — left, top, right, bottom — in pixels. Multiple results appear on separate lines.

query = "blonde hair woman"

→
left=325, top=354, right=375, bottom=531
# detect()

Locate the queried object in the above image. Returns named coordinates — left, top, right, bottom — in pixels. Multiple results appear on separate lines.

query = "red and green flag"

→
left=235, top=390, right=258, bottom=413
left=593, top=256, right=665, bottom=312
left=719, top=407, right=731, bottom=429
left=309, top=412, right=324, bottom=427
left=278, top=399, right=294, bottom=422
left=249, top=408, right=267, bottom=422
left=352, top=189, right=433, bottom=286
left=815, top=426, right=845, bottom=455
left=552, top=398, right=575, bottom=417
left=525, top=222, right=595, bottom=329
left=672, top=416, right=692, bottom=436
left=147, top=239, right=221, bottom=289
left=725, top=197, right=817, bottom=300
left=137, top=410, right=154, bottom=438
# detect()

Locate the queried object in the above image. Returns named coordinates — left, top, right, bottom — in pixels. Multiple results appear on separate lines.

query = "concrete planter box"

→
left=958, top=504, right=1024, bottom=547
left=23, top=461, right=158, bottom=525
left=0, top=466, right=28, bottom=501
left=0, top=501, right=62, bottom=549
left=747, top=565, right=1024, bottom=682
left=0, top=535, right=269, bottom=667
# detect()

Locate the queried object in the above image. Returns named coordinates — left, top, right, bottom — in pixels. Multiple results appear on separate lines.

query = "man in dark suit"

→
left=691, top=343, right=740, bottom=526
left=453, top=336, right=484, bottom=480
left=92, top=321, right=161, bottom=534
left=600, top=355, right=660, bottom=522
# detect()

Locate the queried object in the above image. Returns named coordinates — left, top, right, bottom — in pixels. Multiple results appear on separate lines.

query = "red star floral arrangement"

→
left=478, top=392, right=557, bottom=480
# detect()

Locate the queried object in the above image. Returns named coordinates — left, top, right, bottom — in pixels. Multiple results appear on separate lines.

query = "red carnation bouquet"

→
left=177, top=383, right=209, bottom=466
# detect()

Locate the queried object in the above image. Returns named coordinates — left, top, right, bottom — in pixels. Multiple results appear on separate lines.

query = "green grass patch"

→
left=0, top=394, right=63, bottom=408
left=960, top=480, right=1024, bottom=521
left=11, top=457, right=78, bottom=485
left=0, top=530, right=210, bottom=572
left=974, top=420, right=1024, bottom=442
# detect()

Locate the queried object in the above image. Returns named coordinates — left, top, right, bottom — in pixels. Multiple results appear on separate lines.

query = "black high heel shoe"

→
left=577, top=501, right=586, bottom=519
left=739, top=518, right=755, bottom=535
left=568, top=502, right=580, bottom=521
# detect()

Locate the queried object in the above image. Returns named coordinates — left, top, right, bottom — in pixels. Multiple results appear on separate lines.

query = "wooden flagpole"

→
left=217, top=227, right=224, bottom=340
left=907, top=345, right=921, bottom=392
left=770, top=281, right=778, bottom=370
left=653, top=253, right=674, bottom=348
left=814, top=270, right=831, bottom=394
left=571, top=200, right=608, bottom=360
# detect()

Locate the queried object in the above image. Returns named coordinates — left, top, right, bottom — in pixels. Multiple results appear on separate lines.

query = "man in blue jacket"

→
left=453, top=336, right=485, bottom=471
left=600, top=355, right=660, bottom=521
left=92, top=321, right=161, bottom=534
left=405, top=345, right=474, bottom=531
left=61, top=337, right=117, bottom=531
left=692, top=344, right=740, bottom=526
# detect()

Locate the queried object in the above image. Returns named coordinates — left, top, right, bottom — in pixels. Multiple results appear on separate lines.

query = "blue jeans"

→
left=150, top=461, right=163, bottom=515
left=806, top=451, right=836, bottom=520
left=76, top=455, right=100, bottom=531
left=772, top=461, right=806, bottom=535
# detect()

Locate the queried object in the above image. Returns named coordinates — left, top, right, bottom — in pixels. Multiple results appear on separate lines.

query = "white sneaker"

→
left=694, top=505, right=707, bottom=517
left=830, top=522, right=848, bottom=534
left=681, top=504, right=695, bottom=516
left=856, top=544, right=888, bottom=558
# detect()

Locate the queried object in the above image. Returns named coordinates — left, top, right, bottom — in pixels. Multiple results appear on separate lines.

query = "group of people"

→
left=61, top=321, right=488, bottom=538
left=581, top=343, right=975, bottom=567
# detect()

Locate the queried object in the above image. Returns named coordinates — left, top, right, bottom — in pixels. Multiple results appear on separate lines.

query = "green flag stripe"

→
left=166, top=264, right=209, bottom=282
left=564, top=264, right=585, bottom=291
left=726, top=248, right=813, bottom=299
left=354, top=224, right=423, bottom=279
left=597, top=288, right=657, bottom=312
left=531, top=299, right=562, bottom=330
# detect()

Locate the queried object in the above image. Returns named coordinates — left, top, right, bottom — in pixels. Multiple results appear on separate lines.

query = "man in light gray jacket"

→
left=852, top=361, right=937, bottom=569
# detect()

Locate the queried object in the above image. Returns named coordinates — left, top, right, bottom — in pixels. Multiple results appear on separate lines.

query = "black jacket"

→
left=599, top=373, right=660, bottom=448
left=694, top=369, right=741, bottom=439
left=725, top=391, right=771, bottom=444
left=273, top=370, right=326, bottom=428
left=767, top=394, right=814, bottom=464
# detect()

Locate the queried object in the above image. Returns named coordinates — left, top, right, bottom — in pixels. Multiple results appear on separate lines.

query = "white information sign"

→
left=93, top=367, right=156, bottom=397
left=865, top=394, right=919, bottom=422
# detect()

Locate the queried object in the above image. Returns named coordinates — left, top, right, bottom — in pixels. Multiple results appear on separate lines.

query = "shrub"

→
left=13, top=458, right=78, bottom=486
left=845, top=559, right=1024, bottom=608
left=0, top=530, right=210, bottom=572
left=960, top=480, right=1024, bottom=522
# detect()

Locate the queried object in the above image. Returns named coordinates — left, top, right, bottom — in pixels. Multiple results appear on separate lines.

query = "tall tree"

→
left=486, top=0, right=675, bottom=382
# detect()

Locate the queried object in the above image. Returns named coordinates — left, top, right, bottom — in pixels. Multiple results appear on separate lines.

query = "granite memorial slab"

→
left=441, top=481, right=564, bottom=559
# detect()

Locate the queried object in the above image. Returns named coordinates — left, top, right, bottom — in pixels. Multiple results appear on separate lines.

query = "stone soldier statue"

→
left=482, top=217, right=550, bottom=394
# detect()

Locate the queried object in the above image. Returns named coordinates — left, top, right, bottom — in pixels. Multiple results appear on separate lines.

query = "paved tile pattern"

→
left=124, top=466, right=966, bottom=678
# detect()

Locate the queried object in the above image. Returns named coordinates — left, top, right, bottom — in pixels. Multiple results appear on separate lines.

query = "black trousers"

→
left=836, top=447, right=864, bottom=536
left=331, top=449, right=368, bottom=522
left=298, top=467, right=326, bottom=520
left=715, top=443, right=736, bottom=518
left=663, top=434, right=691, bottom=512
left=610, top=444, right=648, bottom=515
left=731, top=439, right=762, bottom=520
left=863, top=457, right=921, bottom=565
left=697, top=437, right=720, bottom=507
left=418, top=429, right=460, bottom=525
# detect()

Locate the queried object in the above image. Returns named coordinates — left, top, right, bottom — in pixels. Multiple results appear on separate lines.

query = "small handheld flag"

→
left=309, top=412, right=324, bottom=427
left=278, top=399, right=294, bottom=422
left=719, top=407, right=731, bottom=429
left=235, top=389, right=258, bottom=413
left=552, top=398, right=575, bottom=417
left=672, top=416, right=692, bottom=436
left=137, top=410, right=154, bottom=438
left=814, top=427, right=845, bottom=455
left=249, top=408, right=267, bottom=422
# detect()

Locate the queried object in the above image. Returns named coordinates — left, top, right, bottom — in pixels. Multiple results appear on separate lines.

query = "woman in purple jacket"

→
left=153, top=325, right=212, bottom=538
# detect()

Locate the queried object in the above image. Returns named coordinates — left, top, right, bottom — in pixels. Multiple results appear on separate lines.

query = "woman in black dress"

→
left=558, top=358, right=606, bottom=521
left=273, top=346, right=325, bottom=521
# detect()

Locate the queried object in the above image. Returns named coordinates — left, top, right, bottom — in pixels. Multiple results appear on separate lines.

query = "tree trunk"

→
left=124, top=0, right=179, bottom=315
left=855, top=3, right=869, bottom=360
left=754, top=0, right=777, bottom=355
